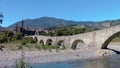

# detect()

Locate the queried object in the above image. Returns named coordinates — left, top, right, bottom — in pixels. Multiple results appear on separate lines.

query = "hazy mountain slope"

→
left=0, top=26, right=5, bottom=31
left=6, top=17, right=120, bottom=29
left=6, top=17, right=95, bottom=29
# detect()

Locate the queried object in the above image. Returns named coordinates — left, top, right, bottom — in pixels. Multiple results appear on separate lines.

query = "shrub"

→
left=53, top=45, right=59, bottom=52
left=21, top=39, right=27, bottom=45
left=48, top=45, right=52, bottom=52
left=28, top=37, right=35, bottom=43
left=23, top=37, right=36, bottom=44
left=42, top=45, right=48, bottom=51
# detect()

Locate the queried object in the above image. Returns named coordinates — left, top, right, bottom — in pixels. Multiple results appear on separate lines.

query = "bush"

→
left=23, top=37, right=36, bottom=44
left=12, top=32, right=23, bottom=41
left=42, top=45, right=48, bottom=51
left=53, top=45, right=59, bottom=52
left=21, top=38, right=27, bottom=45
left=28, top=37, right=34, bottom=43
left=0, top=31, right=24, bottom=43
left=48, top=45, right=52, bottom=52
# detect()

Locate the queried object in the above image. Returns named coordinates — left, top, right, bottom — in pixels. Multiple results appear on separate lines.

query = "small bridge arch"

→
left=46, top=39, right=53, bottom=45
left=57, top=40, right=65, bottom=49
left=71, top=39, right=85, bottom=50
left=57, top=40, right=64, bottom=46
left=40, top=39, right=44, bottom=45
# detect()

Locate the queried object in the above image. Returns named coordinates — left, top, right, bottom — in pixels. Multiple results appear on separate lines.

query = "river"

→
left=30, top=55, right=120, bottom=68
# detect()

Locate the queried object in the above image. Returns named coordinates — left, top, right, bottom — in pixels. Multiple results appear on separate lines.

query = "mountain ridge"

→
left=6, top=17, right=120, bottom=29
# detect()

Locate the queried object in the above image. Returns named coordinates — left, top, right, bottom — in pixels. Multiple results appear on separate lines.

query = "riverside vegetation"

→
left=0, top=30, right=66, bottom=53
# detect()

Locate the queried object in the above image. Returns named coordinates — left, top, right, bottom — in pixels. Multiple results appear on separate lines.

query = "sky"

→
left=0, top=0, right=120, bottom=27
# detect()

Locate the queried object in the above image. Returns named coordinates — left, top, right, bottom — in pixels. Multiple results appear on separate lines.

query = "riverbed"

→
left=0, top=44, right=120, bottom=68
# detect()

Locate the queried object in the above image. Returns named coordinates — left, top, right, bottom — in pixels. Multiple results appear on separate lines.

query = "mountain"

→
left=0, top=26, right=5, bottom=31
left=6, top=17, right=96, bottom=29
left=6, top=17, right=120, bottom=29
left=86, top=19, right=120, bottom=29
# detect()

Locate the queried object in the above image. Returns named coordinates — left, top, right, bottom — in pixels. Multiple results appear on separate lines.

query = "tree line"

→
left=40, top=27, right=94, bottom=36
left=0, top=31, right=38, bottom=44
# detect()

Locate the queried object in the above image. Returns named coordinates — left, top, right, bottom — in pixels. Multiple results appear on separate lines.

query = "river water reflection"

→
left=31, top=55, right=120, bottom=68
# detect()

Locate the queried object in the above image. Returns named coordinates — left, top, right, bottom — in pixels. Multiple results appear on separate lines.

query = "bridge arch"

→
left=71, top=39, right=85, bottom=50
left=40, top=40, right=44, bottom=45
left=46, top=39, right=52, bottom=45
left=34, top=36, right=37, bottom=39
left=101, top=31, right=120, bottom=49
left=57, top=40, right=65, bottom=48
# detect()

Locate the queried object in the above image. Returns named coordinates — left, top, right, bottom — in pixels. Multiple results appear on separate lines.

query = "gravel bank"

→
left=0, top=44, right=120, bottom=68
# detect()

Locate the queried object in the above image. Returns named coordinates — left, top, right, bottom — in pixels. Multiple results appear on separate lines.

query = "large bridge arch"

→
left=101, top=31, right=120, bottom=49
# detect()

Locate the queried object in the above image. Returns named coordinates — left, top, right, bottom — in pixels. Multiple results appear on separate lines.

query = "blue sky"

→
left=0, top=0, right=120, bottom=27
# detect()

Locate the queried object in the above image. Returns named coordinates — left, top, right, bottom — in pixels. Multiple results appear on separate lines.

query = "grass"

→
left=35, top=44, right=42, bottom=51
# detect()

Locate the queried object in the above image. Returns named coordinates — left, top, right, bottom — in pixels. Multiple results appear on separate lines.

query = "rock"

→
left=96, top=49, right=117, bottom=56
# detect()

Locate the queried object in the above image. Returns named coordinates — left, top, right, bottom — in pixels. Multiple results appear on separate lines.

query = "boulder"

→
left=96, top=49, right=117, bottom=56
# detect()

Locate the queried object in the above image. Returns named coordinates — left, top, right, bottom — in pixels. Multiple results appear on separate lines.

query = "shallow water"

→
left=30, top=55, right=120, bottom=68
left=9, top=55, right=120, bottom=68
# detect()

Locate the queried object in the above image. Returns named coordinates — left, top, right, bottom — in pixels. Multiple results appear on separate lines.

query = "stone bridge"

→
left=30, top=25, right=120, bottom=49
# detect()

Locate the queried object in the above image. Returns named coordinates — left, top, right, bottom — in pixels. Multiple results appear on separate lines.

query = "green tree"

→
left=12, top=32, right=23, bottom=41
left=84, top=27, right=93, bottom=32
